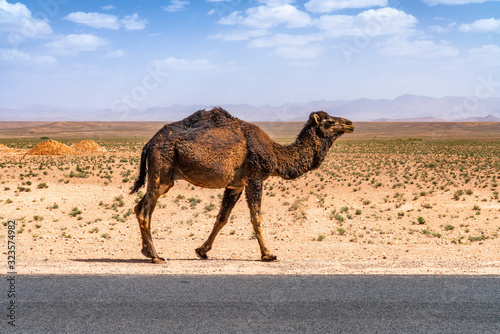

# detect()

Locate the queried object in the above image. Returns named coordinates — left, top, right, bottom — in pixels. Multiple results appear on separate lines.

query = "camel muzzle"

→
left=342, top=120, right=354, bottom=133
left=344, top=125, right=355, bottom=133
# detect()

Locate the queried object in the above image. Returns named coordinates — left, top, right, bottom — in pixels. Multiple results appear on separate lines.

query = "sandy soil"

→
left=1, top=145, right=499, bottom=275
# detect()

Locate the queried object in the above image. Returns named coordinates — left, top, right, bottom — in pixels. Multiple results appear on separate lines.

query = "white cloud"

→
left=249, top=32, right=322, bottom=48
left=45, top=34, right=107, bottom=56
left=378, top=37, right=459, bottom=58
left=0, top=48, right=56, bottom=65
left=274, top=44, right=324, bottom=59
left=218, top=4, right=311, bottom=29
left=316, top=8, right=418, bottom=38
left=305, top=0, right=388, bottom=13
left=216, top=6, right=418, bottom=60
left=64, top=12, right=120, bottom=30
left=247, top=4, right=311, bottom=28
left=64, top=12, right=147, bottom=30
left=152, top=57, right=213, bottom=71
left=101, top=5, right=116, bottom=10
left=0, top=0, right=52, bottom=43
left=258, top=0, right=296, bottom=5
left=212, top=29, right=269, bottom=41
left=430, top=21, right=456, bottom=33
left=218, top=11, right=242, bottom=25
left=105, top=49, right=125, bottom=58
left=465, top=44, right=500, bottom=65
left=120, top=13, right=147, bottom=30
left=459, top=18, right=500, bottom=33
left=249, top=33, right=325, bottom=58
left=422, top=0, right=500, bottom=5
left=163, top=0, right=190, bottom=12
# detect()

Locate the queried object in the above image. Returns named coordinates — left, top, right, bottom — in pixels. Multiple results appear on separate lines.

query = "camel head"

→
left=308, top=111, right=354, bottom=138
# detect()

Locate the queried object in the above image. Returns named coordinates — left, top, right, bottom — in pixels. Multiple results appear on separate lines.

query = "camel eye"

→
left=324, top=120, right=335, bottom=128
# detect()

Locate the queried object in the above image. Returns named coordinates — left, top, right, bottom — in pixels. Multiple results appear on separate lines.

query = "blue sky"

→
left=1, top=0, right=500, bottom=113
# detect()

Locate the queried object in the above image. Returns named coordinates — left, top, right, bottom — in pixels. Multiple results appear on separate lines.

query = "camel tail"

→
left=130, top=141, right=150, bottom=194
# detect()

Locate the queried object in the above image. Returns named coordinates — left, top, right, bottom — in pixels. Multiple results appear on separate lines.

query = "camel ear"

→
left=310, top=113, right=320, bottom=125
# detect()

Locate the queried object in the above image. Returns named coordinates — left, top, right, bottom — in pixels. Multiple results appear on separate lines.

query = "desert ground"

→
left=1, top=121, right=499, bottom=275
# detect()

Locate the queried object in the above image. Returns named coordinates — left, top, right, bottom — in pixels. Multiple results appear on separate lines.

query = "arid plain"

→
left=1, top=121, right=499, bottom=275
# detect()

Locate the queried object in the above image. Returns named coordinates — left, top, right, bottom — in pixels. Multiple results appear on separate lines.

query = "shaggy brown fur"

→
left=131, top=107, right=354, bottom=263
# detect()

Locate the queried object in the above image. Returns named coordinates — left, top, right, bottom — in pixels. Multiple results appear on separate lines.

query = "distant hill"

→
left=2, top=121, right=500, bottom=140
left=372, top=117, right=447, bottom=122
left=0, top=121, right=166, bottom=139
left=373, top=114, right=500, bottom=122
left=458, top=114, right=500, bottom=122
left=1, top=95, right=499, bottom=122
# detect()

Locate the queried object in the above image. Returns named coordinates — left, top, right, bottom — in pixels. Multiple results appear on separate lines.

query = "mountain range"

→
left=1, top=95, right=499, bottom=122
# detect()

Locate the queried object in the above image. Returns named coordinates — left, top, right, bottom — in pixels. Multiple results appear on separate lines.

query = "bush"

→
left=69, top=207, right=82, bottom=217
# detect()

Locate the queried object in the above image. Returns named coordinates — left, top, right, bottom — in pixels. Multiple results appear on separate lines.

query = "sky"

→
left=1, top=0, right=500, bottom=114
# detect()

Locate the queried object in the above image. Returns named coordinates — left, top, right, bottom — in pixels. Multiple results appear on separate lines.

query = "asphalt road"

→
left=5, top=275, right=500, bottom=333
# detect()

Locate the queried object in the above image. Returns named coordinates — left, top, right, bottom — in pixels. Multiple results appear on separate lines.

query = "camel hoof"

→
left=151, top=256, right=166, bottom=264
left=141, top=248, right=153, bottom=259
left=262, top=254, right=277, bottom=262
left=195, top=248, right=208, bottom=259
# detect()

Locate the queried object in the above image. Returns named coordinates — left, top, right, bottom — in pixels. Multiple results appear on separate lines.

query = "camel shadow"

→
left=72, top=258, right=262, bottom=264
left=72, top=258, right=147, bottom=264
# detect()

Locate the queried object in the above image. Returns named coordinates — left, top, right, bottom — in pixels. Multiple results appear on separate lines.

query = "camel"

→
left=130, top=107, right=354, bottom=263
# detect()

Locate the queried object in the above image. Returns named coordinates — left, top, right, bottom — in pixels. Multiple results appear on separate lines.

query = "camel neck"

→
left=274, top=126, right=339, bottom=180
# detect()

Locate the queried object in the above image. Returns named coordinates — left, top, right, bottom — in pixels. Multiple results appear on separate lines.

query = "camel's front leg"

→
left=245, top=180, right=277, bottom=262
left=196, top=187, right=243, bottom=259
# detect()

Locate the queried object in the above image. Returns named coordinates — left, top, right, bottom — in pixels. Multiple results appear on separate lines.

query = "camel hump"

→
left=181, top=107, right=238, bottom=128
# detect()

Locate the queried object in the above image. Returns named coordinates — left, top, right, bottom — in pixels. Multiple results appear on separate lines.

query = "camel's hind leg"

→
left=195, top=187, right=243, bottom=259
left=245, top=179, right=277, bottom=262
left=134, top=181, right=172, bottom=264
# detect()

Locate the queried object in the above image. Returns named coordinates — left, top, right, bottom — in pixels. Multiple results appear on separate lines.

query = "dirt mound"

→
left=0, top=144, right=13, bottom=151
left=27, top=140, right=77, bottom=155
left=71, top=140, right=106, bottom=153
